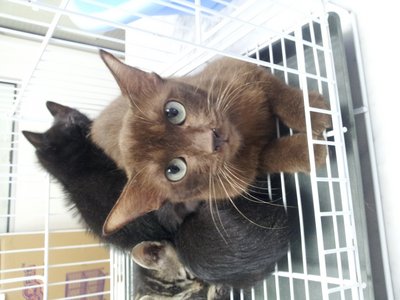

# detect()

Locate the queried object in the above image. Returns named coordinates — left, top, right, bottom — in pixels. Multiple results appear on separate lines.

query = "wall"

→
left=330, top=1, right=400, bottom=298
left=0, top=35, right=120, bottom=232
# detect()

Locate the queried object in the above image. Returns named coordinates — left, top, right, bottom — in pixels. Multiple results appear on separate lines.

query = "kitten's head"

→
left=22, top=102, right=91, bottom=165
left=131, top=241, right=208, bottom=299
left=100, top=51, right=262, bottom=235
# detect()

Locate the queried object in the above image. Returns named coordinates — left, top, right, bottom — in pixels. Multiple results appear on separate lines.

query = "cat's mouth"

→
left=212, top=128, right=229, bottom=152
left=211, top=124, right=241, bottom=163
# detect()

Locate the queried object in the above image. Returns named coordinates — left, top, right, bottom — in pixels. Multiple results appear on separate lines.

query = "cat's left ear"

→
left=131, top=241, right=165, bottom=270
left=22, top=131, right=45, bottom=149
left=102, top=177, right=165, bottom=236
left=99, top=50, right=164, bottom=100
left=46, top=101, right=73, bottom=118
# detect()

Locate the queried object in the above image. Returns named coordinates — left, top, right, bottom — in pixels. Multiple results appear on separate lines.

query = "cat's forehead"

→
left=135, top=81, right=207, bottom=112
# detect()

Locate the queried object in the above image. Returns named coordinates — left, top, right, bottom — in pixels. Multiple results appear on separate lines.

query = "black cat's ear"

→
left=22, top=131, right=45, bottom=149
left=99, top=50, right=164, bottom=101
left=46, top=101, right=73, bottom=119
left=102, top=177, right=165, bottom=236
left=131, top=241, right=165, bottom=270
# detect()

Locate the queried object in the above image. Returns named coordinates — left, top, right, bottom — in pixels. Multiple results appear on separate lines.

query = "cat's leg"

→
left=261, top=133, right=326, bottom=173
left=270, top=87, right=331, bottom=135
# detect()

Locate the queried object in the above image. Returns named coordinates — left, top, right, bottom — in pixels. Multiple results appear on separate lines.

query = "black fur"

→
left=175, top=177, right=293, bottom=288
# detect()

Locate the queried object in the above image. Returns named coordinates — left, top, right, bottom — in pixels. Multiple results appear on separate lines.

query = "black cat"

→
left=175, top=179, right=293, bottom=288
left=22, top=101, right=178, bottom=250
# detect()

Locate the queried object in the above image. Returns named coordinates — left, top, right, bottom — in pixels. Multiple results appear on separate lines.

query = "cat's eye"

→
left=165, top=158, right=187, bottom=182
left=165, top=101, right=186, bottom=125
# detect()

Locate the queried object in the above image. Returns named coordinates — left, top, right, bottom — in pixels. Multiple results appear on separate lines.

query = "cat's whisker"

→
left=216, top=73, right=225, bottom=111
left=222, top=163, right=290, bottom=208
left=219, top=167, right=267, bottom=205
left=220, top=78, right=269, bottom=114
left=213, top=201, right=230, bottom=244
left=208, top=74, right=220, bottom=113
left=215, top=64, right=241, bottom=112
left=219, top=170, right=261, bottom=203
left=213, top=63, right=224, bottom=111
left=223, top=161, right=281, bottom=190
left=216, top=71, right=237, bottom=111
left=212, top=178, right=229, bottom=240
left=210, top=75, right=225, bottom=111
left=220, top=84, right=250, bottom=114
left=216, top=175, right=279, bottom=230
left=223, top=163, right=277, bottom=193
left=216, top=72, right=242, bottom=113
left=206, top=84, right=212, bottom=114
left=216, top=71, right=252, bottom=113
left=193, top=73, right=203, bottom=96
left=220, top=82, right=257, bottom=114
left=209, top=170, right=229, bottom=245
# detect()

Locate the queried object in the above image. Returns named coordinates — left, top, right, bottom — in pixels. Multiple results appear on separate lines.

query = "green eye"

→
left=165, top=101, right=186, bottom=125
left=165, top=158, right=187, bottom=182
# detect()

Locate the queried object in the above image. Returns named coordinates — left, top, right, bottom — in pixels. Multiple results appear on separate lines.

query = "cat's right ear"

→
left=131, top=241, right=165, bottom=270
left=102, top=176, right=165, bottom=236
left=99, top=50, right=164, bottom=100
left=22, top=131, right=44, bottom=149
left=46, top=101, right=73, bottom=118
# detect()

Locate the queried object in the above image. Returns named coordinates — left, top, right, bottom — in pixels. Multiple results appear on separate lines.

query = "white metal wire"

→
left=331, top=4, right=394, bottom=299
left=0, top=0, right=374, bottom=299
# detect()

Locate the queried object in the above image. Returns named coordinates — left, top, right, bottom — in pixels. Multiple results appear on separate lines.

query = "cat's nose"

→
left=191, top=130, right=214, bottom=153
left=191, top=129, right=227, bottom=153
left=212, top=128, right=228, bottom=152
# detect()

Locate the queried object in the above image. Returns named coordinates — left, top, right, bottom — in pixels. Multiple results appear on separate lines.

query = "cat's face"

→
left=22, top=102, right=91, bottom=165
left=99, top=51, right=262, bottom=235
left=120, top=80, right=243, bottom=201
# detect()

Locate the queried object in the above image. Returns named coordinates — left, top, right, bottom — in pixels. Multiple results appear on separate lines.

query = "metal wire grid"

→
left=0, top=0, right=367, bottom=299
left=244, top=20, right=365, bottom=299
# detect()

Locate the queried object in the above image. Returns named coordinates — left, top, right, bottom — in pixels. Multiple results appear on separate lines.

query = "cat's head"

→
left=99, top=51, right=261, bottom=235
left=22, top=101, right=91, bottom=164
left=132, top=241, right=208, bottom=299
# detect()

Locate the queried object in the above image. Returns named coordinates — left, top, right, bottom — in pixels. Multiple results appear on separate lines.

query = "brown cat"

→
left=91, top=50, right=330, bottom=235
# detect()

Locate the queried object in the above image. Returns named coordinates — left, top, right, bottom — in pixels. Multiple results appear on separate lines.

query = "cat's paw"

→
left=261, top=133, right=327, bottom=173
left=298, top=136, right=328, bottom=172
left=313, top=139, right=328, bottom=170
left=309, top=92, right=331, bottom=135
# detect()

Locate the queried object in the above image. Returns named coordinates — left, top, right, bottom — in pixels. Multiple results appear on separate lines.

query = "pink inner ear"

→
left=102, top=180, right=165, bottom=236
left=131, top=241, right=164, bottom=269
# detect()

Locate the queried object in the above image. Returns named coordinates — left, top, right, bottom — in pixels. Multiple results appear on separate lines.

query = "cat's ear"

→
left=102, top=178, right=165, bottom=236
left=99, top=50, right=164, bottom=100
left=46, top=101, right=73, bottom=118
left=131, top=241, right=165, bottom=270
left=22, top=131, right=45, bottom=149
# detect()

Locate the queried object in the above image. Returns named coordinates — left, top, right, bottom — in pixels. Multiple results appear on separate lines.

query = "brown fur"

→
left=91, top=51, right=331, bottom=235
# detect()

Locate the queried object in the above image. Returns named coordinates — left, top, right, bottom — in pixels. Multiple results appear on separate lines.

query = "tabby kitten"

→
left=91, top=50, right=330, bottom=235
left=131, top=241, right=230, bottom=300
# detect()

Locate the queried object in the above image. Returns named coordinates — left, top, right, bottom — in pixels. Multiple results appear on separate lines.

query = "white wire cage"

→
left=0, top=0, right=392, bottom=299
